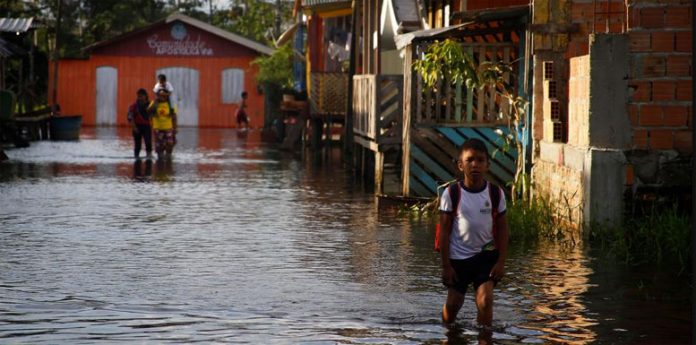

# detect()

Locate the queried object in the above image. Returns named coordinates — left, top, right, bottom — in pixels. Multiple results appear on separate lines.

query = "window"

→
left=221, top=68, right=245, bottom=104
left=548, top=80, right=557, bottom=99
left=544, top=61, right=554, bottom=80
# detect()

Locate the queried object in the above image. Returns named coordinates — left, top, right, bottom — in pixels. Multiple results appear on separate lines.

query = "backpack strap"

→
left=434, top=180, right=462, bottom=252
left=488, top=181, right=501, bottom=248
left=449, top=180, right=461, bottom=216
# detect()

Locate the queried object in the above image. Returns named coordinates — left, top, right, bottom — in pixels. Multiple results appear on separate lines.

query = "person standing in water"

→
left=127, top=88, right=152, bottom=159
left=236, top=91, right=250, bottom=130
left=438, top=138, right=509, bottom=331
left=148, top=89, right=177, bottom=159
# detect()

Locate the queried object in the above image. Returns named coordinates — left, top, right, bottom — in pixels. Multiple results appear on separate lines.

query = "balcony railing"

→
left=353, top=74, right=403, bottom=147
left=413, top=42, right=517, bottom=126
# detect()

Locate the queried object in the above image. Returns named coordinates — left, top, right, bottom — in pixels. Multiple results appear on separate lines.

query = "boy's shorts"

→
left=154, top=129, right=175, bottom=152
left=447, top=250, right=499, bottom=294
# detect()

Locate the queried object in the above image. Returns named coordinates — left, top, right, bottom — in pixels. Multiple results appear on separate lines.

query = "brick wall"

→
left=533, top=159, right=585, bottom=228
left=626, top=1, right=692, bottom=153
left=568, top=55, right=590, bottom=147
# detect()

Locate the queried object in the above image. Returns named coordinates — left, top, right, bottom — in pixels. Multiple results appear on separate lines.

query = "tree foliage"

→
left=0, top=0, right=291, bottom=106
left=251, top=43, right=293, bottom=89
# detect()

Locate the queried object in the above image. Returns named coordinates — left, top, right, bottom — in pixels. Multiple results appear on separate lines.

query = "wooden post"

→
left=401, top=45, right=414, bottom=196
left=345, top=0, right=358, bottom=155
left=374, top=150, right=384, bottom=194
left=51, top=0, right=63, bottom=111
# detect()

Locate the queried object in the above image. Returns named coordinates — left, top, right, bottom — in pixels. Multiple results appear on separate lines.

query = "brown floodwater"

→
left=0, top=127, right=690, bottom=344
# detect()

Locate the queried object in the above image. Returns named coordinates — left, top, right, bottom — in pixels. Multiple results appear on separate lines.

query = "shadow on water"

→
left=0, top=127, right=691, bottom=344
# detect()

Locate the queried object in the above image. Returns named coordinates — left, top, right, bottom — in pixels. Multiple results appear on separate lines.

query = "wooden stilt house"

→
left=295, top=0, right=353, bottom=145
left=350, top=0, right=422, bottom=194
left=397, top=5, right=531, bottom=197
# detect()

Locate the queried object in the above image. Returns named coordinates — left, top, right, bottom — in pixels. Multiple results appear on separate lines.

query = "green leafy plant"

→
left=251, top=42, right=293, bottom=90
left=413, top=39, right=530, bottom=204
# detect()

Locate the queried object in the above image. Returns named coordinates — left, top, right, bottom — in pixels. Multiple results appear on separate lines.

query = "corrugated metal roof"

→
left=86, top=13, right=274, bottom=56
left=303, top=0, right=350, bottom=6
left=0, top=18, right=34, bottom=33
left=0, top=37, right=27, bottom=58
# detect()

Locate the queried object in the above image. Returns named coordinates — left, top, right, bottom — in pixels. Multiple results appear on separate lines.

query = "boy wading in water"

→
left=439, top=138, right=509, bottom=329
left=127, top=89, right=153, bottom=159
left=148, top=89, right=178, bottom=159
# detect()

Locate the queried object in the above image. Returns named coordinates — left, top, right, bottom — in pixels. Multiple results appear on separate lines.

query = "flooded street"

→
left=0, top=128, right=690, bottom=344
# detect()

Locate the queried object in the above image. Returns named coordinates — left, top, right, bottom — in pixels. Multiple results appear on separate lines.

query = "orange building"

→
left=50, top=13, right=273, bottom=128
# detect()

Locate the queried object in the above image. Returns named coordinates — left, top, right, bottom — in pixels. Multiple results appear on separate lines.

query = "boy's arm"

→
left=439, top=212, right=457, bottom=286
left=127, top=106, right=137, bottom=132
left=490, top=214, right=509, bottom=281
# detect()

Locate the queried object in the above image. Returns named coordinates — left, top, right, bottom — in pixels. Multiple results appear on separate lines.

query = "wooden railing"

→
left=353, top=74, right=403, bottom=146
left=414, top=42, right=517, bottom=125
left=310, top=72, right=348, bottom=116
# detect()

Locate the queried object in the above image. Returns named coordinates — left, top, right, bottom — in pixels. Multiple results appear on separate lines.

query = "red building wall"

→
left=50, top=20, right=267, bottom=128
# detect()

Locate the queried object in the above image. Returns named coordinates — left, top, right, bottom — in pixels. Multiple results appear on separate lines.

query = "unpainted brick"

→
left=628, top=104, right=640, bottom=125
left=640, top=56, right=666, bottom=77
left=629, top=81, right=651, bottom=101
left=640, top=7, right=665, bottom=29
left=662, top=105, right=688, bottom=126
left=676, top=80, right=692, bottom=100
left=639, top=104, right=663, bottom=126
left=649, top=129, right=674, bottom=150
left=633, top=129, right=649, bottom=149
left=651, top=81, right=676, bottom=101
left=665, top=6, right=691, bottom=29
left=666, top=55, right=691, bottom=76
left=629, top=31, right=651, bottom=52
left=673, top=130, right=693, bottom=153
left=651, top=32, right=674, bottom=52
left=675, top=31, right=692, bottom=52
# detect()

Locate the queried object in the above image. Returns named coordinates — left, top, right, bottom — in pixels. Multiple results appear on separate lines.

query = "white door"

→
left=95, top=66, right=118, bottom=125
left=155, top=67, right=199, bottom=126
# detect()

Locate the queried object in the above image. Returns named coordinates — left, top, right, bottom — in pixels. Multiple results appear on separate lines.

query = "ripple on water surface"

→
left=0, top=127, right=690, bottom=344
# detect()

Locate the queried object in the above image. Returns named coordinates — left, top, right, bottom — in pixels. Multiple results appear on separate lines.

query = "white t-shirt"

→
left=153, top=81, right=174, bottom=94
left=439, top=181, right=507, bottom=260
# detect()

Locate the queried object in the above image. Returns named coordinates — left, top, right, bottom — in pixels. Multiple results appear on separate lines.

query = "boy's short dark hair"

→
left=458, top=138, right=490, bottom=160
left=158, top=74, right=166, bottom=81
left=241, top=91, right=248, bottom=98
left=136, top=88, right=148, bottom=96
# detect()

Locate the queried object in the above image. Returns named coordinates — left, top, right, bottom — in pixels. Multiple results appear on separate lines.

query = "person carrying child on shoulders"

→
left=148, top=89, right=178, bottom=159
left=437, top=138, right=509, bottom=330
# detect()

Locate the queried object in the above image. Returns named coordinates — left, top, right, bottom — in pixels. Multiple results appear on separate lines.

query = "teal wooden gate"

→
left=408, top=126, right=517, bottom=197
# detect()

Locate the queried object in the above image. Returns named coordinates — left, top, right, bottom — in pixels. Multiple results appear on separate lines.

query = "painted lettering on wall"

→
left=146, top=23, right=214, bottom=56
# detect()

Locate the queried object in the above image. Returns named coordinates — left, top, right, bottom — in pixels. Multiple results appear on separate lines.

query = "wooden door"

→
left=156, top=67, right=200, bottom=127
left=95, top=66, right=118, bottom=125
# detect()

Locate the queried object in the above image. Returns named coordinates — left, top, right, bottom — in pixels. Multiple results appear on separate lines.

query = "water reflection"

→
left=0, top=128, right=690, bottom=344
left=132, top=159, right=153, bottom=182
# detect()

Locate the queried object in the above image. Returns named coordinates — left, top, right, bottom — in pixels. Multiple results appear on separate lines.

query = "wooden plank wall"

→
left=408, top=125, right=517, bottom=196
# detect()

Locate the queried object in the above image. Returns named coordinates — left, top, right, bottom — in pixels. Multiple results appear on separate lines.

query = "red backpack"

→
left=434, top=180, right=502, bottom=252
